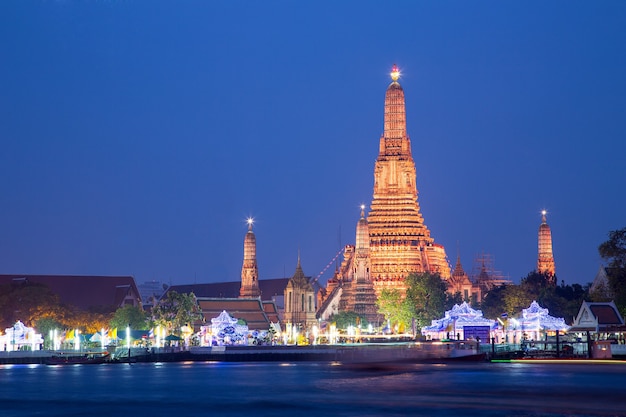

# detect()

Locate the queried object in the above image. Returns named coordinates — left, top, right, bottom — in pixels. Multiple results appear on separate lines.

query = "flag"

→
left=66, top=329, right=75, bottom=340
left=149, top=328, right=154, bottom=338
left=110, top=328, right=118, bottom=340
left=501, top=313, right=508, bottom=318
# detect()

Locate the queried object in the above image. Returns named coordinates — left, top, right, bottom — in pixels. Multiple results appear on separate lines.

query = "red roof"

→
left=197, top=298, right=277, bottom=330
left=167, top=278, right=289, bottom=300
left=589, top=305, right=623, bottom=325
left=0, top=274, right=141, bottom=311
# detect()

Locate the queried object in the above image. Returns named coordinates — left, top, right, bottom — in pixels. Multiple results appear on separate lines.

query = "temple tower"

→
left=355, top=205, right=371, bottom=283
left=367, top=65, right=450, bottom=295
left=341, top=206, right=380, bottom=324
left=283, top=256, right=316, bottom=331
left=537, top=210, right=556, bottom=282
left=239, top=218, right=261, bottom=298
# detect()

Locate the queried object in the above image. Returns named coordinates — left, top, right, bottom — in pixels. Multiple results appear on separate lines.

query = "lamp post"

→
left=127, top=324, right=131, bottom=363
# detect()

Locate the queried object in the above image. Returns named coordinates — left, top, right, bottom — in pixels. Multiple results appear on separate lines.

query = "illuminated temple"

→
left=317, top=66, right=451, bottom=323
left=537, top=210, right=556, bottom=284
left=367, top=65, right=451, bottom=292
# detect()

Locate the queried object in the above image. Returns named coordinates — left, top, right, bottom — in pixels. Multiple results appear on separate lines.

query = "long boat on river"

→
left=0, top=340, right=482, bottom=365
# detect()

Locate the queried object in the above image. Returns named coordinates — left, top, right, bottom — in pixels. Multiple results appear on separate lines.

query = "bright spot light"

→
left=390, top=64, right=400, bottom=81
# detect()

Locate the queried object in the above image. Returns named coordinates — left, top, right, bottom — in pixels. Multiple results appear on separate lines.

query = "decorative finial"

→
left=246, top=217, right=254, bottom=231
left=390, top=64, right=400, bottom=81
left=360, top=204, right=365, bottom=218
left=541, top=210, right=547, bottom=223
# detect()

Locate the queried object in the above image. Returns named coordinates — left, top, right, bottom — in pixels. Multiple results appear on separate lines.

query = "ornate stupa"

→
left=537, top=210, right=556, bottom=282
left=239, top=218, right=261, bottom=298
left=339, top=206, right=380, bottom=324
left=367, top=65, right=450, bottom=294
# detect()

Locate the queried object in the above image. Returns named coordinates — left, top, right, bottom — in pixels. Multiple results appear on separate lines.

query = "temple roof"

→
left=167, top=278, right=289, bottom=301
left=0, top=274, right=141, bottom=311
left=197, top=298, right=277, bottom=330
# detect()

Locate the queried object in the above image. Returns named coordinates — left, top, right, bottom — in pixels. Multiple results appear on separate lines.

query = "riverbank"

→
left=0, top=340, right=480, bottom=364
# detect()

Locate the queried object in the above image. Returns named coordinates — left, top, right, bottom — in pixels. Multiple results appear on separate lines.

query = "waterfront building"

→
left=0, top=321, right=44, bottom=352
left=569, top=301, right=625, bottom=335
left=283, top=256, right=316, bottom=332
left=506, top=301, right=569, bottom=343
left=195, top=298, right=279, bottom=332
left=421, top=302, right=496, bottom=341
left=239, top=218, right=261, bottom=298
left=537, top=210, right=556, bottom=283
left=0, top=274, right=142, bottom=312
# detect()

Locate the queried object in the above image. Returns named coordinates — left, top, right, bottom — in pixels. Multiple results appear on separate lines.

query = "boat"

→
left=334, top=340, right=483, bottom=364
left=45, top=352, right=110, bottom=365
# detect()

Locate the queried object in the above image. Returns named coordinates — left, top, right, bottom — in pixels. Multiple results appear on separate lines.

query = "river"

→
left=1, top=361, right=625, bottom=416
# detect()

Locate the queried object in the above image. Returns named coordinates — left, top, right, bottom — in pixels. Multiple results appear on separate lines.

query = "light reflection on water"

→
left=1, top=362, right=625, bottom=416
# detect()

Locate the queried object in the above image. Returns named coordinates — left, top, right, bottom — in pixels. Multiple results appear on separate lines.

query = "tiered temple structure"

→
left=239, top=218, right=261, bottom=298
left=342, top=206, right=380, bottom=323
left=367, top=64, right=450, bottom=294
left=317, top=66, right=452, bottom=322
left=537, top=210, right=556, bottom=283
left=283, top=256, right=316, bottom=331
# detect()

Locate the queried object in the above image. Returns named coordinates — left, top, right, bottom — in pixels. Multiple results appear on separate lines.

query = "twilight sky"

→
left=1, top=1, right=625, bottom=288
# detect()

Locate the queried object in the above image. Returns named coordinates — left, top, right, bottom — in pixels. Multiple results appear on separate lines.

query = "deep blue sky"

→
left=1, top=1, right=625, bottom=287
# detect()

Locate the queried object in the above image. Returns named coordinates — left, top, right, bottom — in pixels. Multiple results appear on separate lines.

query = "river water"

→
left=1, top=361, right=625, bottom=416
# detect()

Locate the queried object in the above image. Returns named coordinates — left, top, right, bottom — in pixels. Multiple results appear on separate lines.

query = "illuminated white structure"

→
left=507, top=301, right=569, bottom=343
left=421, top=302, right=497, bottom=340
left=0, top=321, right=44, bottom=352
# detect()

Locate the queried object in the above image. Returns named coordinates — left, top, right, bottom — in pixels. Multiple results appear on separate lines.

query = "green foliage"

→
left=110, top=305, right=148, bottom=330
left=376, top=288, right=414, bottom=332
left=34, top=316, right=63, bottom=343
left=151, top=291, right=203, bottom=334
left=0, top=282, right=65, bottom=329
left=479, top=284, right=510, bottom=319
left=330, top=311, right=368, bottom=330
left=598, top=227, right=626, bottom=316
left=478, top=272, right=588, bottom=324
left=405, top=273, right=449, bottom=329
left=375, top=273, right=451, bottom=333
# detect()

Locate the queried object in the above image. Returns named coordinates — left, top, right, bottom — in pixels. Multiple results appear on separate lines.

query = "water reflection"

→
left=1, top=362, right=625, bottom=416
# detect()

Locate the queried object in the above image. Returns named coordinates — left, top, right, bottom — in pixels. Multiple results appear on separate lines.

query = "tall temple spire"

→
left=537, top=210, right=556, bottom=281
left=379, top=64, right=411, bottom=157
left=355, top=204, right=370, bottom=259
left=239, top=217, right=261, bottom=298
left=367, top=64, right=450, bottom=293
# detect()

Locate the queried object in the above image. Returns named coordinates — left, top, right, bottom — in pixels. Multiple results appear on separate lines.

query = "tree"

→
left=110, top=305, right=148, bottom=330
left=599, top=227, right=626, bottom=316
left=376, top=288, right=414, bottom=333
left=330, top=311, right=368, bottom=330
left=0, top=282, right=65, bottom=329
left=479, top=284, right=510, bottom=319
left=34, top=316, right=63, bottom=347
left=151, top=291, right=203, bottom=334
left=405, top=273, right=449, bottom=330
